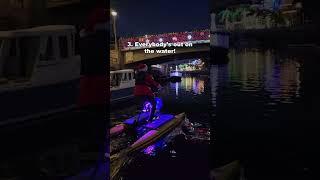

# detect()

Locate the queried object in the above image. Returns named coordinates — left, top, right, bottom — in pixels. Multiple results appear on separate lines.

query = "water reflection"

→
left=170, top=76, right=206, bottom=96
left=210, top=67, right=218, bottom=107
left=217, top=49, right=302, bottom=105
left=175, top=82, right=178, bottom=97
left=210, top=48, right=307, bottom=137
left=212, top=48, right=320, bottom=179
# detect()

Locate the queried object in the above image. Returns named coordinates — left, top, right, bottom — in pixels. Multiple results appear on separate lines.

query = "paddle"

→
left=110, top=113, right=185, bottom=179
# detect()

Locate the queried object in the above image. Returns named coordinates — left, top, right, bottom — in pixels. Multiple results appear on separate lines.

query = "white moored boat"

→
left=110, top=69, right=135, bottom=103
left=0, top=25, right=81, bottom=126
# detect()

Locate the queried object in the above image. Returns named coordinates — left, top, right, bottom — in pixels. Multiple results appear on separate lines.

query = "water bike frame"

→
left=138, top=91, right=163, bottom=122
left=142, top=97, right=163, bottom=113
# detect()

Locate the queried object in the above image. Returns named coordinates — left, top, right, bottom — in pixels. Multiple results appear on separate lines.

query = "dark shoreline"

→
left=230, top=25, right=320, bottom=49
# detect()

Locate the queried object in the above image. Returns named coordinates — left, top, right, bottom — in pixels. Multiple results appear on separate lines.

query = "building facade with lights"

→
left=213, top=0, right=304, bottom=31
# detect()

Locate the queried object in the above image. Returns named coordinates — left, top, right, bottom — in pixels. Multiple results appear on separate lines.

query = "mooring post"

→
left=210, top=12, right=230, bottom=64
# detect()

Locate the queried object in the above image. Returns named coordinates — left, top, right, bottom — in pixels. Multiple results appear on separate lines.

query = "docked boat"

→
left=169, top=70, right=182, bottom=82
left=110, top=69, right=135, bottom=103
left=0, top=25, right=80, bottom=126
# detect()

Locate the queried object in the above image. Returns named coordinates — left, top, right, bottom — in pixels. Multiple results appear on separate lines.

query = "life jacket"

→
left=134, top=71, right=160, bottom=97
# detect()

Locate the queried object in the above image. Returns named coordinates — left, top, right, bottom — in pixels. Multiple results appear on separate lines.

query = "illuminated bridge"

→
left=118, top=29, right=210, bottom=66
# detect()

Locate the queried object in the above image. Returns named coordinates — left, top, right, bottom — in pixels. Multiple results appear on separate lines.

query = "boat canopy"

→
left=110, top=69, right=134, bottom=74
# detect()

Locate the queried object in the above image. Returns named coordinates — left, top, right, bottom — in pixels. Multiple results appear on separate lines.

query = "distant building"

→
left=262, top=0, right=296, bottom=12
left=0, top=0, right=97, bottom=30
left=263, top=0, right=274, bottom=10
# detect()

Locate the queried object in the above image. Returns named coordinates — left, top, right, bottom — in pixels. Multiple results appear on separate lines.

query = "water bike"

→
left=110, top=112, right=186, bottom=179
left=110, top=91, right=163, bottom=137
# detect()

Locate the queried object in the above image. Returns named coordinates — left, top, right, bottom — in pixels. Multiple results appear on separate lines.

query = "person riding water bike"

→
left=134, top=64, right=162, bottom=123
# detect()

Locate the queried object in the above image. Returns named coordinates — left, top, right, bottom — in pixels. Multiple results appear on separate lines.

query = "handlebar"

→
left=153, top=86, right=163, bottom=96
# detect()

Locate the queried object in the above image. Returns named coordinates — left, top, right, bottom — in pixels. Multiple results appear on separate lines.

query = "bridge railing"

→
left=119, top=29, right=210, bottom=51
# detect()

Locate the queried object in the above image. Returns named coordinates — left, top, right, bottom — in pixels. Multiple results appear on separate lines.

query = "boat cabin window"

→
left=0, top=39, right=3, bottom=49
left=59, top=36, right=68, bottom=58
left=18, top=37, right=40, bottom=77
left=0, top=39, right=4, bottom=78
left=128, top=72, right=132, bottom=80
left=40, top=37, right=54, bottom=61
left=9, top=39, right=17, bottom=56
left=122, top=73, right=128, bottom=81
left=2, top=37, right=40, bottom=79
left=111, top=73, right=122, bottom=87
left=70, top=34, right=75, bottom=56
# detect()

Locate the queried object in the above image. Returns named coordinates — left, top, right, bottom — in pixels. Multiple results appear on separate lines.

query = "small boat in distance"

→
left=169, top=70, right=182, bottom=82
left=110, top=69, right=135, bottom=103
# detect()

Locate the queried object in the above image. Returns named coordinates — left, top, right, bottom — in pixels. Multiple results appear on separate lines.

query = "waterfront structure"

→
left=214, top=0, right=304, bottom=31
left=210, top=12, right=229, bottom=64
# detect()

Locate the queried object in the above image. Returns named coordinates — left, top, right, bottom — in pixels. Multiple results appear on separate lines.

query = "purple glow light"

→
left=143, top=144, right=156, bottom=156
left=143, top=102, right=152, bottom=112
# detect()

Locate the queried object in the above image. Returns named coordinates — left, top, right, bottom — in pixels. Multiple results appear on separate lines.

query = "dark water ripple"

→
left=211, top=48, right=320, bottom=179
left=113, top=48, right=320, bottom=179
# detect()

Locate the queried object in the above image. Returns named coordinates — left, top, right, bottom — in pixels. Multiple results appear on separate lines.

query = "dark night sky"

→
left=111, top=0, right=210, bottom=37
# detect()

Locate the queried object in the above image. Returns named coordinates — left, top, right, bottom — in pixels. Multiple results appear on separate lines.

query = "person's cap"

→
left=137, top=64, right=148, bottom=72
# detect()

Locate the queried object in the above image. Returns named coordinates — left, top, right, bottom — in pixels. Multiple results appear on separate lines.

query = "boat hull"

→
left=0, top=79, right=79, bottom=126
left=111, top=87, right=134, bottom=103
